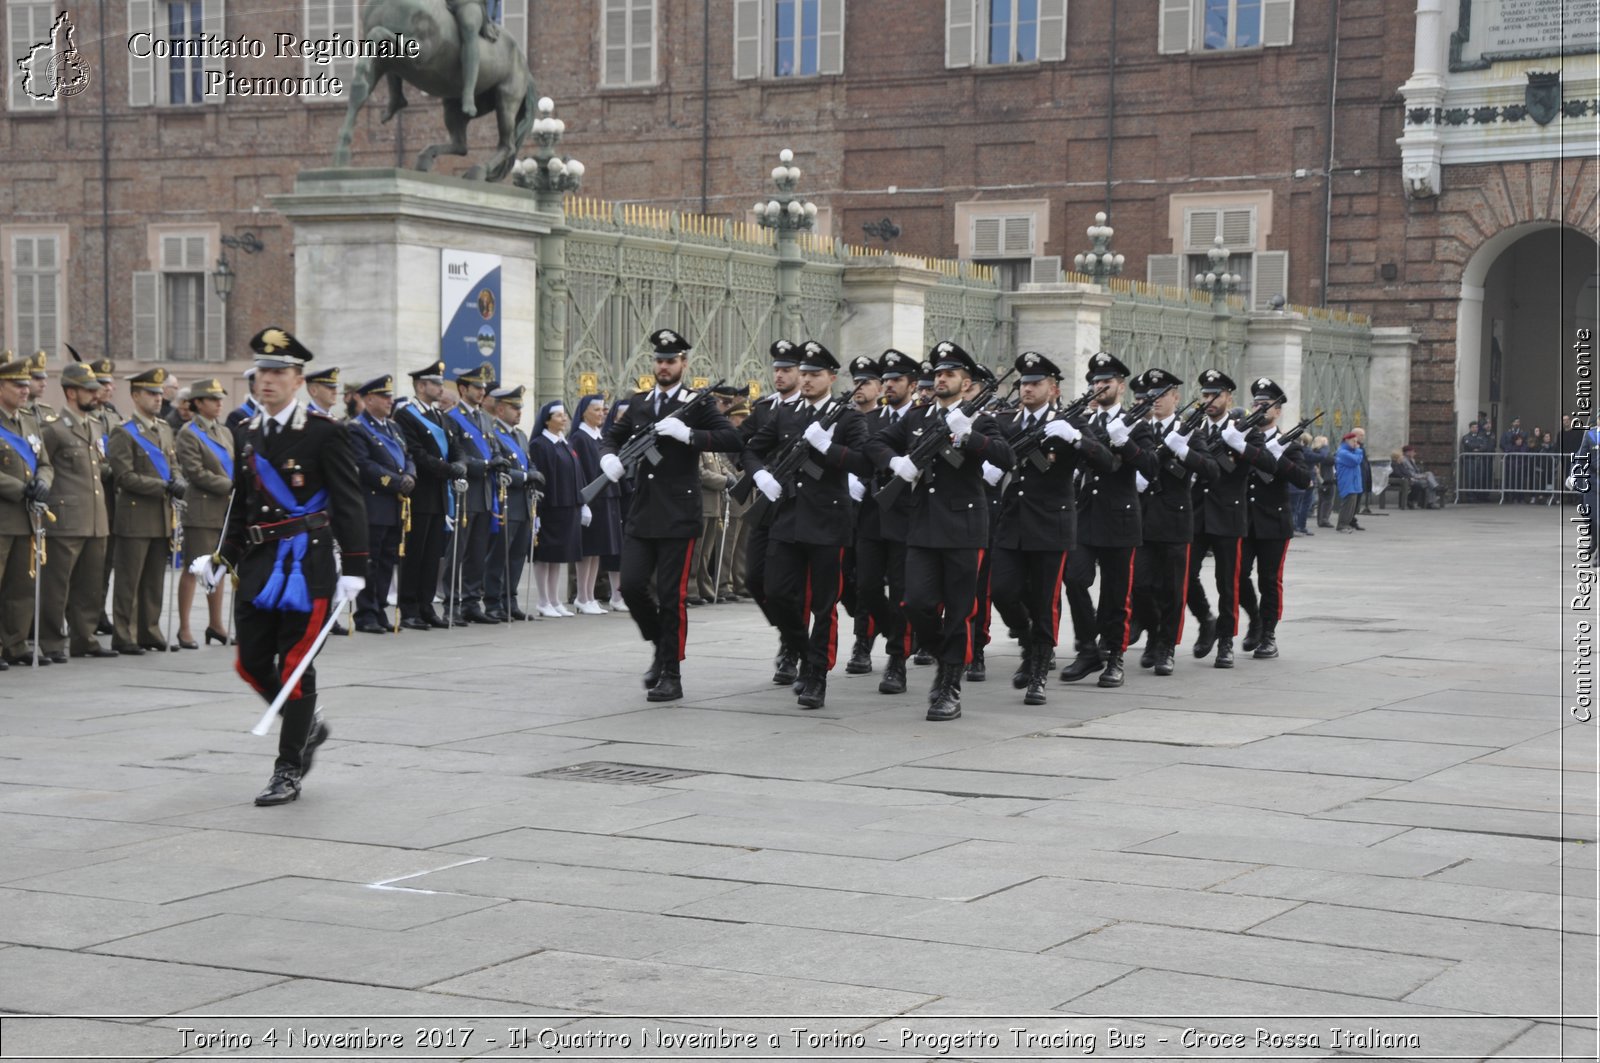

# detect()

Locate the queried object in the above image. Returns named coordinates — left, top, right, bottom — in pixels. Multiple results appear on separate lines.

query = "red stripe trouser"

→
left=234, top=596, right=329, bottom=773
left=766, top=539, right=846, bottom=672
left=904, top=545, right=983, bottom=667
left=1064, top=543, right=1137, bottom=654
left=620, top=535, right=697, bottom=662
left=992, top=547, right=1069, bottom=650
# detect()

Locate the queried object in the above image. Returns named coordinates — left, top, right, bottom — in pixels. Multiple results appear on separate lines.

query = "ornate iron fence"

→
left=1301, top=308, right=1374, bottom=437
left=1095, top=274, right=1250, bottom=389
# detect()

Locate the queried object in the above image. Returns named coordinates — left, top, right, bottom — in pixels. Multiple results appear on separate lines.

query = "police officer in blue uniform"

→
left=444, top=363, right=510, bottom=624
left=393, top=361, right=466, bottom=631
left=485, top=385, right=541, bottom=621
left=345, top=374, right=415, bottom=634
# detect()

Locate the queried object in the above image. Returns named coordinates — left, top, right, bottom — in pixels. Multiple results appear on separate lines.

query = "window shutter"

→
left=204, top=273, right=225, bottom=361
left=1037, top=0, right=1067, bottom=61
left=971, top=217, right=1002, bottom=258
left=1220, top=208, right=1255, bottom=249
left=133, top=272, right=161, bottom=362
left=1184, top=208, right=1219, bottom=251
left=818, top=0, right=845, bottom=75
left=1002, top=215, right=1034, bottom=256
left=733, top=0, right=762, bottom=79
left=201, top=0, right=227, bottom=101
left=501, top=0, right=528, bottom=52
left=128, top=0, right=155, bottom=106
left=1158, top=0, right=1191, bottom=54
left=632, top=0, right=654, bottom=83
left=1147, top=254, right=1184, bottom=290
left=1030, top=256, right=1062, bottom=284
left=1252, top=250, right=1289, bottom=310
left=603, top=0, right=627, bottom=85
left=1261, top=0, right=1294, bottom=46
left=945, top=0, right=975, bottom=69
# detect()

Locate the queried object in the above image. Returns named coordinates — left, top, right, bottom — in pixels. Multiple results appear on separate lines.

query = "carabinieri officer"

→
left=190, top=328, right=368, bottom=807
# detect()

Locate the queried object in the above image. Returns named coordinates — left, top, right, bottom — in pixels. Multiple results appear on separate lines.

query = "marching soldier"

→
left=968, top=363, right=1006, bottom=682
left=1059, top=352, right=1158, bottom=689
left=597, top=329, right=743, bottom=702
left=992, top=352, right=1110, bottom=704
left=26, top=350, right=56, bottom=421
left=745, top=341, right=872, bottom=710
left=37, top=362, right=116, bottom=661
left=1129, top=369, right=1217, bottom=677
left=189, top=327, right=368, bottom=806
left=108, top=367, right=182, bottom=655
left=1235, top=376, right=1314, bottom=659
left=846, top=349, right=917, bottom=692
left=743, top=340, right=803, bottom=684
left=0, top=355, right=54, bottom=669
left=304, top=365, right=340, bottom=416
left=173, top=378, right=235, bottom=648
left=444, top=363, right=507, bottom=624
left=1189, top=369, right=1252, bottom=668
left=865, top=341, right=1013, bottom=721
left=393, top=360, right=465, bottom=631
left=346, top=375, right=415, bottom=633
left=485, top=385, right=540, bottom=621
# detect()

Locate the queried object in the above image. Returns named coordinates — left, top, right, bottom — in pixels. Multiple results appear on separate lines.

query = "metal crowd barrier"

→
left=1453, top=450, right=1569, bottom=505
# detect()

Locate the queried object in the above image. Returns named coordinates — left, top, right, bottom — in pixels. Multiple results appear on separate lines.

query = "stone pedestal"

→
left=272, top=168, right=558, bottom=392
left=1244, top=313, right=1313, bottom=427
left=1369, top=325, right=1420, bottom=452
left=1006, top=283, right=1114, bottom=383
left=839, top=258, right=940, bottom=356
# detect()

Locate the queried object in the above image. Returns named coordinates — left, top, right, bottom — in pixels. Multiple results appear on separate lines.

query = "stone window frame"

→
left=954, top=199, right=1049, bottom=261
left=732, top=0, right=845, bottom=80
left=946, top=0, right=1066, bottom=69
left=1157, top=0, right=1294, bottom=55
left=133, top=225, right=226, bottom=364
left=127, top=0, right=226, bottom=107
left=600, top=0, right=657, bottom=88
left=7, top=0, right=60, bottom=112
left=2, top=225, right=69, bottom=357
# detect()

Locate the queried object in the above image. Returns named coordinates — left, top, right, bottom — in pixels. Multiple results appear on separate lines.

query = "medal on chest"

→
left=283, top=458, right=305, bottom=489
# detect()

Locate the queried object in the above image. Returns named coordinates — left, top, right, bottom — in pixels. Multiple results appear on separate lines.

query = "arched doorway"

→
left=1455, top=224, right=1600, bottom=438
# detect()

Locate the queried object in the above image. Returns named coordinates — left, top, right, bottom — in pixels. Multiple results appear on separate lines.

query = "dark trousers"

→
left=992, top=547, right=1068, bottom=649
left=486, top=519, right=531, bottom=614
left=234, top=596, right=327, bottom=772
left=1194, top=531, right=1243, bottom=638
left=447, top=508, right=493, bottom=610
left=621, top=534, right=696, bottom=662
left=969, top=543, right=995, bottom=653
left=1186, top=541, right=1212, bottom=623
left=399, top=512, right=446, bottom=620
left=745, top=521, right=782, bottom=632
left=1065, top=543, right=1137, bottom=654
left=903, top=545, right=981, bottom=666
left=853, top=534, right=908, bottom=658
left=356, top=522, right=400, bottom=628
left=766, top=539, right=846, bottom=671
left=1133, top=541, right=1192, bottom=649
left=1239, top=536, right=1290, bottom=626
left=112, top=535, right=168, bottom=649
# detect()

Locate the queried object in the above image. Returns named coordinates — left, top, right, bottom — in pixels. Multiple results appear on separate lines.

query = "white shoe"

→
left=556, top=605, right=576, bottom=617
left=538, top=604, right=562, bottom=619
left=609, top=597, right=628, bottom=612
left=578, top=600, right=606, bottom=615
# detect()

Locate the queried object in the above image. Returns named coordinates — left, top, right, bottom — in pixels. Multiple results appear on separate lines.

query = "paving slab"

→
left=621, top=814, right=960, bottom=859
left=1053, top=708, right=1322, bottom=746
left=1069, top=763, right=1403, bottom=815
left=1182, top=733, right=1499, bottom=780
left=1291, top=707, right=1562, bottom=746
left=969, top=877, right=1302, bottom=933
left=1126, top=831, right=1458, bottom=878
left=0, top=887, right=211, bottom=949
left=1245, top=902, right=1578, bottom=963
left=676, top=847, right=1039, bottom=900
left=0, top=945, right=283, bottom=1014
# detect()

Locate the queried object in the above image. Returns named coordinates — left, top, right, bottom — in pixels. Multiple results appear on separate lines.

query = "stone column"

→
left=1244, top=313, right=1313, bottom=427
left=775, top=230, right=806, bottom=337
left=1004, top=283, right=1113, bottom=384
left=533, top=188, right=570, bottom=407
left=1397, top=0, right=1448, bottom=198
left=1369, top=325, right=1419, bottom=452
left=272, top=168, right=556, bottom=391
left=839, top=258, right=940, bottom=356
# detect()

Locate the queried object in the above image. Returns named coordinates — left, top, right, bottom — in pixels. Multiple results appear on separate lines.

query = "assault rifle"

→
left=1234, top=395, right=1286, bottom=433
left=874, top=366, right=1016, bottom=507
left=745, top=392, right=852, bottom=526
left=1273, top=410, right=1324, bottom=445
left=1008, top=385, right=1100, bottom=473
left=580, top=379, right=726, bottom=504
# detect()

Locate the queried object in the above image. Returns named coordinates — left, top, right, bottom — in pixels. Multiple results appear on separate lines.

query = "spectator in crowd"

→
left=1460, top=420, right=1495, bottom=501
left=1335, top=429, right=1366, bottom=532
left=1390, top=445, right=1441, bottom=509
left=1562, top=414, right=1586, bottom=456
left=1501, top=417, right=1527, bottom=453
left=1359, top=436, right=1375, bottom=515
left=1505, top=430, right=1530, bottom=500
left=1309, top=435, right=1336, bottom=528
left=1291, top=430, right=1318, bottom=535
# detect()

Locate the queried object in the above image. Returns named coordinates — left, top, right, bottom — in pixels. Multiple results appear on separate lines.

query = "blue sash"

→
left=493, top=427, right=528, bottom=472
left=399, top=401, right=455, bottom=529
left=449, top=407, right=502, bottom=532
left=122, top=421, right=172, bottom=482
left=249, top=451, right=328, bottom=613
left=184, top=421, right=233, bottom=478
left=0, top=420, right=38, bottom=476
left=357, top=413, right=407, bottom=469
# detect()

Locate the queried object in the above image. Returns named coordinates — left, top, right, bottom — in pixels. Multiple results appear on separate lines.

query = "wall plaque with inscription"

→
left=1451, top=0, right=1600, bottom=70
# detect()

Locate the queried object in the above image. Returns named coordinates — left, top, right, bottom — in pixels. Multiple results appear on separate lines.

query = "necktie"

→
left=266, top=419, right=280, bottom=441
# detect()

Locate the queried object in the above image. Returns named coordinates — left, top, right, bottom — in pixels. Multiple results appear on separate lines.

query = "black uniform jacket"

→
left=218, top=404, right=369, bottom=596
left=446, top=404, right=506, bottom=515
left=1076, top=409, right=1160, bottom=550
left=856, top=403, right=915, bottom=541
left=995, top=406, right=1113, bottom=552
left=864, top=402, right=1014, bottom=550
left=393, top=398, right=464, bottom=517
left=602, top=386, right=743, bottom=540
left=346, top=413, right=416, bottom=528
left=743, top=398, right=873, bottom=548
left=1245, top=431, right=1314, bottom=541
left=1140, top=415, right=1221, bottom=545
left=1192, top=417, right=1252, bottom=539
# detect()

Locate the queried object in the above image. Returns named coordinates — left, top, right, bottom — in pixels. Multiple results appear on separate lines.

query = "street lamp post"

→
left=1072, top=211, right=1124, bottom=287
left=511, top=98, right=585, bottom=406
left=1193, top=236, right=1242, bottom=306
left=754, top=148, right=818, bottom=337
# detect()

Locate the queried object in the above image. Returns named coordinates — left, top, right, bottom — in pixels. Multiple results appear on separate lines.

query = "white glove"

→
left=847, top=473, right=865, bottom=502
left=754, top=469, right=782, bottom=502
left=981, top=461, right=1004, bottom=486
left=600, top=453, right=625, bottom=481
left=1107, top=416, right=1132, bottom=447
left=534, top=516, right=541, bottom=535
left=336, top=575, right=366, bottom=602
left=1043, top=419, right=1081, bottom=444
left=1135, top=472, right=1150, bottom=493
left=188, top=554, right=222, bottom=591
left=1220, top=421, right=1248, bottom=453
left=1266, top=438, right=1288, bottom=460
left=889, top=455, right=918, bottom=483
left=1567, top=474, right=1577, bottom=491
left=944, top=407, right=974, bottom=444
left=803, top=420, right=834, bottom=454
left=655, top=416, right=692, bottom=444
left=1163, top=428, right=1190, bottom=459
left=581, top=504, right=593, bottom=527
left=452, top=478, right=468, bottom=494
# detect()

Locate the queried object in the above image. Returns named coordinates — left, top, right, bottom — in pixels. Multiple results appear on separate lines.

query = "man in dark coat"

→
left=392, top=361, right=466, bottom=630
left=1234, top=376, right=1315, bottom=660
left=485, top=385, right=541, bottom=621
left=345, top=375, right=415, bottom=634
left=740, top=341, right=804, bottom=684
left=444, top=362, right=510, bottom=624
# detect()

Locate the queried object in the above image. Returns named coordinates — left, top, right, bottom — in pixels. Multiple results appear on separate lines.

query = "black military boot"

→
left=965, top=647, right=987, bottom=682
left=642, top=644, right=667, bottom=689
left=845, top=637, right=873, bottom=675
left=1139, top=638, right=1158, bottom=669
left=927, top=660, right=948, bottom=705
left=254, top=768, right=302, bottom=806
left=299, top=712, right=331, bottom=778
left=1214, top=636, right=1235, bottom=669
left=1192, top=614, right=1218, bottom=659
left=1241, top=614, right=1262, bottom=653
left=1059, top=641, right=1103, bottom=683
left=797, top=671, right=827, bottom=709
left=792, top=662, right=812, bottom=695
left=1097, top=652, right=1125, bottom=688
left=772, top=643, right=800, bottom=686
left=647, top=664, right=683, bottom=702
left=913, top=646, right=935, bottom=666
left=879, top=654, right=907, bottom=695
left=1154, top=642, right=1176, bottom=676
left=927, top=666, right=962, bottom=721
left=1011, top=640, right=1034, bottom=690
left=1023, top=656, right=1049, bottom=706
left=1253, top=621, right=1279, bottom=659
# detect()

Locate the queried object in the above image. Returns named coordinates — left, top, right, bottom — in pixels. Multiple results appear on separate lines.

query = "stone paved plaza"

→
left=0, top=504, right=1595, bottom=1061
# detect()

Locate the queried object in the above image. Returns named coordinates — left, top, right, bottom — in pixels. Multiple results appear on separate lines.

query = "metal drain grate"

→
left=530, top=761, right=703, bottom=785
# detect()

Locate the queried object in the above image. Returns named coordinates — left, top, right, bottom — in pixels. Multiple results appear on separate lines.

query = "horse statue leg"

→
left=380, top=70, right=409, bottom=122
left=333, top=53, right=384, bottom=166
left=417, top=98, right=472, bottom=173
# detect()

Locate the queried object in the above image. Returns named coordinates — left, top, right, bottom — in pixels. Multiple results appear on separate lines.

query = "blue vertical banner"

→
left=440, top=250, right=503, bottom=381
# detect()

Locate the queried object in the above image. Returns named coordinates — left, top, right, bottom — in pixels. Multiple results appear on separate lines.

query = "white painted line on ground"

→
left=365, top=856, right=489, bottom=896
